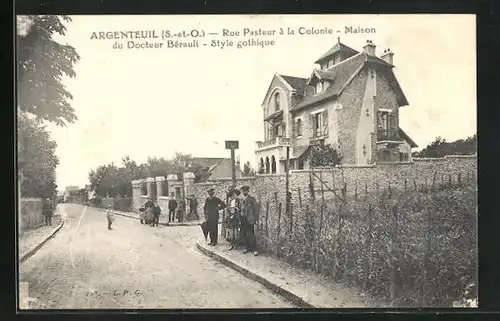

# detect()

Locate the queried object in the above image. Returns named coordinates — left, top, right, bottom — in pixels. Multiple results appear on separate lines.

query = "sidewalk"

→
left=197, top=238, right=385, bottom=308
left=92, top=206, right=203, bottom=226
left=19, top=215, right=65, bottom=264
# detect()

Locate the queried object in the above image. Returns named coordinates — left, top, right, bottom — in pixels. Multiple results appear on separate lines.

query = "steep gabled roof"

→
left=314, top=41, right=359, bottom=64
left=280, top=75, right=307, bottom=94
left=291, top=53, right=367, bottom=111
left=398, top=128, right=418, bottom=148
left=290, top=52, right=409, bottom=112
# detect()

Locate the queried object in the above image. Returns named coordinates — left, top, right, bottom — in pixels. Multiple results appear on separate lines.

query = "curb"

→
left=20, top=220, right=65, bottom=264
left=196, top=242, right=316, bottom=309
left=112, top=211, right=201, bottom=227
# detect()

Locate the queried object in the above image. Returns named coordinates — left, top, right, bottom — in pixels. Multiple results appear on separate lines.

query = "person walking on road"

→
left=168, top=194, right=177, bottom=223
left=152, top=202, right=161, bottom=227
left=106, top=205, right=115, bottom=230
left=203, top=188, right=226, bottom=246
left=42, top=198, right=53, bottom=226
left=239, top=185, right=259, bottom=256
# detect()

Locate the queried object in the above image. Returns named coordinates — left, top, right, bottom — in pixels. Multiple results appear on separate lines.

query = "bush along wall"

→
left=253, top=171, right=477, bottom=307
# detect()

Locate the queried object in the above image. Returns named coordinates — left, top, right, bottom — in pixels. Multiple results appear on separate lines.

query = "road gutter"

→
left=19, top=220, right=65, bottom=264
left=196, top=241, right=316, bottom=309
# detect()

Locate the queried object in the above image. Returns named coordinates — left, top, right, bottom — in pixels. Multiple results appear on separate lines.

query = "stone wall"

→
left=130, top=154, right=476, bottom=222
left=19, top=198, right=44, bottom=232
left=189, top=177, right=258, bottom=215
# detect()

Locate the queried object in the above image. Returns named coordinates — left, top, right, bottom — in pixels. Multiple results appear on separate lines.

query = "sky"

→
left=38, top=14, right=475, bottom=189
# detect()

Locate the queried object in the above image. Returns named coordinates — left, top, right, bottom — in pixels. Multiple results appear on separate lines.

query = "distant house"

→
left=190, top=157, right=243, bottom=180
left=63, top=186, right=79, bottom=201
left=255, top=38, right=418, bottom=174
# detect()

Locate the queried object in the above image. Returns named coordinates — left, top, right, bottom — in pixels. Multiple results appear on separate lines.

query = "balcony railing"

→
left=256, top=136, right=291, bottom=150
left=377, top=129, right=401, bottom=142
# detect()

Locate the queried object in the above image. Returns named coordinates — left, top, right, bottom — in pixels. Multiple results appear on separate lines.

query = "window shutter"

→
left=322, top=111, right=328, bottom=136
left=310, top=114, right=317, bottom=137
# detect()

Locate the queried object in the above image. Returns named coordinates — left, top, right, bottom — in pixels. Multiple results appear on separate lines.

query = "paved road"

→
left=19, top=204, right=293, bottom=309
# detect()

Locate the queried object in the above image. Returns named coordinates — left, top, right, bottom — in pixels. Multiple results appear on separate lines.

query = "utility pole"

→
left=225, top=140, right=239, bottom=189
left=224, top=140, right=239, bottom=239
left=285, top=146, right=290, bottom=216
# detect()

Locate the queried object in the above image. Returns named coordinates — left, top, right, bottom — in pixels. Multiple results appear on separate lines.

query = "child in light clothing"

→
left=106, top=205, right=115, bottom=230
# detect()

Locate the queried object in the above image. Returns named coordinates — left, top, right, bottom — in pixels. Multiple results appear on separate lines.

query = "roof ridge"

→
left=324, top=52, right=364, bottom=72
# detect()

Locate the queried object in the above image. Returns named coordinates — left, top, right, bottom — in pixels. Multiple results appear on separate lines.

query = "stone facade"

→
left=256, top=40, right=417, bottom=173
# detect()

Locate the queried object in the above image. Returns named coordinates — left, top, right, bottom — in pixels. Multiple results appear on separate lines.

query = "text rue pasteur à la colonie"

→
left=89, top=26, right=373, bottom=50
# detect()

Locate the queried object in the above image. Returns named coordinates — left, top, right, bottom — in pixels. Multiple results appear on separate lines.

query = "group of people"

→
left=139, top=198, right=162, bottom=226
left=202, top=185, right=259, bottom=256
left=137, top=194, right=199, bottom=226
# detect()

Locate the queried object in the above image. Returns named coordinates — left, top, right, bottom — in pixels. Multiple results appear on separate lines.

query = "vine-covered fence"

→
left=253, top=170, right=477, bottom=307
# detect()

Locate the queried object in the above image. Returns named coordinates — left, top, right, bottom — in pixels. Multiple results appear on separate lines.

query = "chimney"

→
left=363, top=40, right=376, bottom=56
left=381, top=48, right=394, bottom=65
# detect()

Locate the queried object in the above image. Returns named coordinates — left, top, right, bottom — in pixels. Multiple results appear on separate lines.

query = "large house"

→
left=255, top=39, right=418, bottom=174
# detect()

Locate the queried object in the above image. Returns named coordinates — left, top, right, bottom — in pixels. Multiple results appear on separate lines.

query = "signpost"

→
left=225, top=140, right=239, bottom=189
left=224, top=140, right=239, bottom=239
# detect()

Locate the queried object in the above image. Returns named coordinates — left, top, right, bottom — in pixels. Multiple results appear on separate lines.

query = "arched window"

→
left=274, top=92, right=280, bottom=112
left=271, top=155, right=277, bottom=174
left=296, top=119, right=303, bottom=137
left=259, top=158, right=265, bottom=174
left=265, top=157, right=270, bottom=174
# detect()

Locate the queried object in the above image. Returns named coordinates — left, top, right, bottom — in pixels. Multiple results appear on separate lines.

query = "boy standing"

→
left=106, top=205, right=115, bottom=230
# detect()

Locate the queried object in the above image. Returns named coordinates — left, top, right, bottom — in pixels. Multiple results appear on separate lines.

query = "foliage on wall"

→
left=243, top=161, right=256, bottom=176
left=308, top=143, right=343, bottom=167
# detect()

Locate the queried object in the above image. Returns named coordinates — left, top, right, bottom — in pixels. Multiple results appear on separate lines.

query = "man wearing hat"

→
left=239, top=185, right=259, bottom=255
left=203, top=188, right=226, bottom=245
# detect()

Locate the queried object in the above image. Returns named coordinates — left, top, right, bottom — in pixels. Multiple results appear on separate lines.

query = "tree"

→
left=243, top=161, right=256, bottom=177
left=18, top=114, right=59, bottom=198
left=414, top=134, right=477, bottom=158
left=308, top=143, right=343, bottom=168
left=17, top=15, right=80, bottom=127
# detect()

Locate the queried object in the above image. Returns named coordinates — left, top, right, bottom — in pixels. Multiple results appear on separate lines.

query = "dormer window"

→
left=274, top=92, right=280, bottom=112
left=327, top=60, right=334, bottom=68
left=315, top=81, right=324, bottom=95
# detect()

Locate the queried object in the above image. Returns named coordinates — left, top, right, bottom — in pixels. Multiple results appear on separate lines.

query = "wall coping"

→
left=208, top=177, right=257, bottom=181
left=193, top=182, right=218, bottom=186
left=155, top=176, right=166, bottom=182
left=158, top=196, right=170, bottom=200
left=256, top=173, right=286, bottom=177
left=413, top=154, right=477, bottom=161
left=145, top=177, right=155, bottom=183
left=140, top=195, right=150, bottom=199
left=166, top=174, right=178, bottom=181
left=21, top=198, right=43, bottom=201
left=376, top=162, right=413, bottom=166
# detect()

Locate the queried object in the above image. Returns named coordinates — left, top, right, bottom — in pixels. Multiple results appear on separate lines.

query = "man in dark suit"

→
left=42, top=198, right=53, bottom=226
left=239, top=185, right=259, bottom=255
left=168, top=193, right=177, bottom=223
left=203, top=188, right=226, bottom=245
